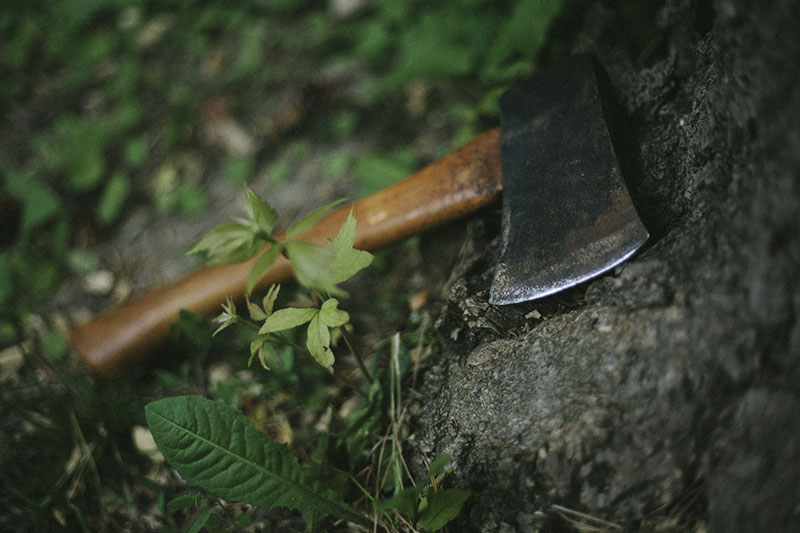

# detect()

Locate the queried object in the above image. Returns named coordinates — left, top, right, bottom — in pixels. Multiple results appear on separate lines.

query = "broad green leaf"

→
left=326, top=210, right=374, bottom=283
left=286, top=199, right=347, bottom=239
left=418, top=489, right=472, bottom=532
left=285, top=240, right=342, bottom=296
left=260, top=306, right=317, bottom=334
left=246, top=243, right=283, bottom=297
left=306, top=314, right=334, bottom=369
left=145, top=396, right=369, bottom=528
left=318, top=298, right=349, bottom=328
left=188, top=222, right=262, bottom=265
left=245, top=188, right=278, bottom=235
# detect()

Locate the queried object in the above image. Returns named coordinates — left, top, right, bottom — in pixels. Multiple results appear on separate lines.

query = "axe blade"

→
left=490, top=54, right=648, bottom=305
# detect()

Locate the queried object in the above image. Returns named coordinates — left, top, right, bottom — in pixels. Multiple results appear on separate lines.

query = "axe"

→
left=70, top=54, right=648, bottom=375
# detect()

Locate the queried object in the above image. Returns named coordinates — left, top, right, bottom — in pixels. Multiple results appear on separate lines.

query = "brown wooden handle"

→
left=70, top=128, right=502, bottom=374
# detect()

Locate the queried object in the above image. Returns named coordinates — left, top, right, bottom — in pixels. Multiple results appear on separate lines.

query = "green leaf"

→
left=188, top=508, right=216, bottom=533
left=418, top=489, right=472, bottom=532
left=426, top=453, right=452, bottom=483
left=247, top=299, right=267, bottom=321
left=374, top=485, right=419, bottom=519
left=245, top=188, right=278, bottom=235
left=246, top=243, right=283, bottom=297
left=249, top=336, right=271, bottom=370
left=98, top=172, right=131, bottom=226
left=166, top=492, right=202, bottom=510
left=260, top=306, right=317, bottom=334
left=145, top=396, right=369, bottom=527
left=212, top=297, right=238, bottom=336
left=188, top=222, right=261, bottom=265
left=263, top=284, right=281, bottom=315
left=318, top=298, right=349, bottom=328
left=306, top=314, right=334, bottom=369
left=326, top=210, right=374, bottom=284
left=286, top=199, right=347, bottom=239
left=285, top=240, right=342, bottom=296
left=6, top=170, right=61, bottom=235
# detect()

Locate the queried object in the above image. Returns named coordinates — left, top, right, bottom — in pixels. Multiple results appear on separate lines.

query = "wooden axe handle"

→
left=70, top=128, right=502, bottom=374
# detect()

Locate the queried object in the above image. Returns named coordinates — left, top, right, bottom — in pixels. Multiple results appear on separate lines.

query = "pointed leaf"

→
left=318, top=298, right=349, bottom=328
left=306, top=315, right=334, bottom=369
left=327, top=210, right=374, bottom=283
left=285, top=240, right=343, bottom=296
left=212, top=297, right=238, bottom=336
left=247, top=299, right=267, bottom=321
left=263, top=284, right=281, bottom=315
left=260, top=307, right=317, bottom=334
left=418, top=489, right=472, bottom=532
left=145, top=396, right=369, bottom=527
left=286, top=199, right=347, bottom=239
left=188, top=222, right=261, bottom=265
left=246, top=244, right=283, bottom=297
left=245, top=188, right=278, bottom=235
left=425, top=453, right=452, bottom=483
left=249, top=336, right=271, bottom=370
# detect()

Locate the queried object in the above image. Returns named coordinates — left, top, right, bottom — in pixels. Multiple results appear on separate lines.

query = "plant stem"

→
left=342, top=327, right=373, bottom=383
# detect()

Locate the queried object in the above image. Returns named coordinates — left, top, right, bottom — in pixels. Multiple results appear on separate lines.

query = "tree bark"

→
left=412, top=1, right=800, bottom=531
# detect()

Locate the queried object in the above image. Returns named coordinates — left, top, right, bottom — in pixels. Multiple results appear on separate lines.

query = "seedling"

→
left=147, top=189, right=471, bottom=531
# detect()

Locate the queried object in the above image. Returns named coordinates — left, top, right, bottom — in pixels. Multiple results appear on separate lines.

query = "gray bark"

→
left=411, top=1, right=800, bottom=531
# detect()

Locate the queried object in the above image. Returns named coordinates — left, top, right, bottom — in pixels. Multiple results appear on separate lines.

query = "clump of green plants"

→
left=146, top=189, right=470, bottom=531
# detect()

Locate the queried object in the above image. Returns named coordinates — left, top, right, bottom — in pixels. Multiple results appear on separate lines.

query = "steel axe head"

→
left=490, top=54, right=648, bottom=305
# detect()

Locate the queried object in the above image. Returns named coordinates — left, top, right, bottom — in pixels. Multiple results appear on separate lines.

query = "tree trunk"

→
left=411, top=1, right=800, bottom=531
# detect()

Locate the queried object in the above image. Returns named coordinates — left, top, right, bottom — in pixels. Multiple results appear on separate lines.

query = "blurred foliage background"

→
left=0, top=0, right=659, bottom=530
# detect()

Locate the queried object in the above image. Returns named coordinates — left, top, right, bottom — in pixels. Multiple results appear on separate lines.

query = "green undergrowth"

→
left=146, top=190, right=469, bottom=531
left=0, top=0, right=601, bottom=530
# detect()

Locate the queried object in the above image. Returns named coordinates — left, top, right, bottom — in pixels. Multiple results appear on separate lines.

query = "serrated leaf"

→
left=318, top=298, right=349, bottom=328
left=418, top=489, right=472, bottom=532
left=188, top=222, right=262, bottom=265
left=245, top=188, right=278, bottom=235
left=306, top=315, right=334, bottom=369
left=326, top=210, right=374, bottom=284
left=246, top=244, right=283, bottom=297
left=145, top=396, right=369, bottom=527
left=285, top=240, right=343, bottom=296
left=286, top=199, right=347, bottom=239
left=260, top=307, right=317, bottom=334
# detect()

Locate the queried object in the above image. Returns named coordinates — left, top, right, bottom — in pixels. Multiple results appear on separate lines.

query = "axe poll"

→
left=70, top=54, right=648, bottom=375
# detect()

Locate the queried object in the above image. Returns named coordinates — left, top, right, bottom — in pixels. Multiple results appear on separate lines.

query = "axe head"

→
left=490, top=54, right=648, bottom=305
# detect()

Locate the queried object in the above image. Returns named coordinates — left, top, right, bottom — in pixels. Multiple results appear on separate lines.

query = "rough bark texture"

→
left=411, top=1, right=800, bottom=531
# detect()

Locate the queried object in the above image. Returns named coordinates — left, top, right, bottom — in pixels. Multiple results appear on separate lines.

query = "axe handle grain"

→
left=70, top=128, right=502, bottom=375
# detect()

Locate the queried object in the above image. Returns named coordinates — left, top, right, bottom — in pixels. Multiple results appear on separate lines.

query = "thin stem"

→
left=342, top=327, right=374, bottom=383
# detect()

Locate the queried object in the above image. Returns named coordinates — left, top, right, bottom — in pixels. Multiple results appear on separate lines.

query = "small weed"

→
left=147, top=190, right=471, bottom=530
